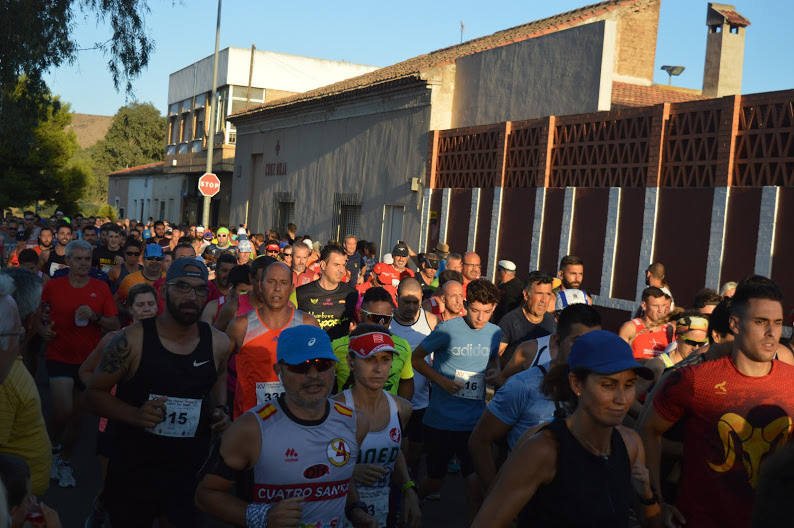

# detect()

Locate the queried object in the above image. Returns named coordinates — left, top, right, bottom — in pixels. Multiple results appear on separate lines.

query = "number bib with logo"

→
left=255, top=381, right=285, bottom=405
left=454, top=370, right=484, bottom=400
left=357, top=487, right=389, bottom=528
left=147, top=394, right=202, bottom=438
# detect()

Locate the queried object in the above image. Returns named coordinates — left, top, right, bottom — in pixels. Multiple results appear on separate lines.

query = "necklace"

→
left=570, top=427, right=611, bottom=460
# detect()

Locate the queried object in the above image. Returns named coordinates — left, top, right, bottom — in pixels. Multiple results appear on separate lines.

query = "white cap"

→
left=196, top=225, right=205, bottom=233
left=302, top=238, right=313, bottom=248
left=237, top=227, right=247, bottom=235
left=555, top=289, right=590, bottom=311
left=383, top=253, right=394, bottom=265
left=497, top=260, right=516, bottom=272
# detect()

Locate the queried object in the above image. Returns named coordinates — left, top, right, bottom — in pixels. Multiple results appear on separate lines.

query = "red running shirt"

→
left=653, top=355, right=794, bottom=528
left=629, top=318, right=672, bottom=359
left=41, top=277, right=117, bottom=364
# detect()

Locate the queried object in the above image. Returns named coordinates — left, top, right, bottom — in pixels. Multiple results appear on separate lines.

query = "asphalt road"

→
left=37, top=370, right=468, bottom=528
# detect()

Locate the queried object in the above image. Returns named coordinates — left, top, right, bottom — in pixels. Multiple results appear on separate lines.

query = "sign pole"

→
left=202, top=0, right=222, bottom=228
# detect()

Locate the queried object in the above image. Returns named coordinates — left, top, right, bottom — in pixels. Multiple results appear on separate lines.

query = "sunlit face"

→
left=676, top=327, right=709, bottom=359
left=462, top=254, right=481, bottom=281
left=524, top=281, right=552, bottom=316
left=730, top=298, right=783, bottom=364
left=642, top=295, right=669, bottom=323
left=442, top=281, right=464, bottom=316
left=129, top=292, right=158, bottom=321
left=344, top=237, right=357, bottom=255
left=392, top=254, right=408, bottom=270
left=348, top=351, right=393, bottom=391
left=292, top=246, right=309, bottom=273
left=261, top=263, right=293, bottom=310
left=571, top=370, right=637, bottom=427
left=360, top=300, right=393, bottom=329
left=560, top=264, right=583, bottom=290
left=321, top=252, right=347, bottom=284
left=466, top=300, right=495, bottom=330
left=446, top=256, right=463, bottom=274
left=280, top=248, right=293, bottom=267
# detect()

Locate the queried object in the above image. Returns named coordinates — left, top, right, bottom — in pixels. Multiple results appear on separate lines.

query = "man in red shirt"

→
left=390, top=242, right=416, bottom=280
left=40, top=240, right=119, bottom=487
left=619, top=286, right=673, bottom=360
left=291, top=241, right=317, bottom=288
left=461, top=252, right=481, bottom=296
left=641, top=276, right=794, bottom=528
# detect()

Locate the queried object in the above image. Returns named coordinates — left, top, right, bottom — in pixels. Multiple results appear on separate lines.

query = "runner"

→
left=107, top=239, right=142, bottom=291
left=279, top=244, right=293, bottom=268
left=334, top=325, right=420, bottom=528
left=39, top=222, right=72, bottom=277
left=91, top=225, right=124, bottom=276
left=390, top=278, right=438, bottom=477
left=291, top=241, right=318, bottom=287
left=461, top=252, right=481, bottom=295
left=210, top=253, right=237, bottom=300
left=472, top=330, right=659, bottom=527
left=332, top=287, right=414, bottom=400
left=343, top=235, right=365, bottom=286
left=415, top=253, right=439, bottom=299
left=262, top=242, right=280, bottom=259
left=84, top=258, right=232, bottom=527
left=692, top=288, right=722, bottom=315
left=115, top=243, right=164, bottom=318
left=39, top=240, right=119, bottom=488
left=81, top=224, right=98, bottom=247
left=445, top=253, right=463, bottom=274
left=293, top=245, right=358, bottom=340
left=619, top=287, right=674, bottom=360
left=497, top=271, right=556, bottom=365
left=203, top=227, right=238, bottom=262
left=388, top=243, right=415, bottom=280
left=195, top=325, right=377, bottom=528
left=422, top=273, right=465, bottom=323
left=236, top=236, right=253, bottom=265
left=554, top=255, right=593, bottom=304
left=226, top=261, right=318, bottom=418
left=493, top=260, right=523, bottom=324
left=641, top=276, right=794, bottom=528
left=8, top=227, right=52, bottom=268
left=411, top=279, right=502, bottom=518
left=469, top=304, right=602, bottom=491
left=645, top=262, right=667, bottom=288
left=152, top=220, right=169, bottom=249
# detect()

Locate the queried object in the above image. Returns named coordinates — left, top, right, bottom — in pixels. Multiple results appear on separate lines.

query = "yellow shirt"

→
left=0, top=357, right=52, bottom=495
left=331, top=334, right=414, bottom=394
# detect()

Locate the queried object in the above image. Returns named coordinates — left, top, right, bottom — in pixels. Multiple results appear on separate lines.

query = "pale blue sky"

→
left=45, top=0, right=794, bottom=116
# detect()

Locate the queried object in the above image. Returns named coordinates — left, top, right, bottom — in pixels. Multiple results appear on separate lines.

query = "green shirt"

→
left=331, top=334, right=414, bottom=394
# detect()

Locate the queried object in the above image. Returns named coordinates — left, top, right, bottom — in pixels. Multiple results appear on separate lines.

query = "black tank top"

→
left=112, top=318, right=217, bottom=471
left=45, top=249, right=67, bottom=277
left=519, top=419, right=632, bottom=527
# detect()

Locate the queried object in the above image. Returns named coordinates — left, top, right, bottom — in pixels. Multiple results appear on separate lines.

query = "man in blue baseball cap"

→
left=197, top=325, right=378, bottom=528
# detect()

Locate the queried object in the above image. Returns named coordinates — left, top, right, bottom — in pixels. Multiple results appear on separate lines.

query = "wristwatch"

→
left=345, top=501, right=367, bottom=521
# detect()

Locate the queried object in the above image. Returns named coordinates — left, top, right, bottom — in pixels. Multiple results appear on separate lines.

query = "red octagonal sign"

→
left=198, top=172, right=221, bottom=197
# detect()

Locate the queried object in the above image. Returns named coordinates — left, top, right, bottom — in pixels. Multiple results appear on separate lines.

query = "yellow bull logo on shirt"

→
left=707, top=412, right=792, bottom=488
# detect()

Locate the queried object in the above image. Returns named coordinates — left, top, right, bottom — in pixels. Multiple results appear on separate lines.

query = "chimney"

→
left=702, top=3, right=750, bottom=98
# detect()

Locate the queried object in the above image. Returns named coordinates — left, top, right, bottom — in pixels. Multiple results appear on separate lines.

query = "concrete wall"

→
left=450, top=21, right=615, bottom=128
left=168, top=47, right=378, bottom=105
left=127, top=177, right=153, bottom=222
left=151, top=174, right=186, bottom=224
left=231, top=83, right=432, bottom=248
left=107, top=177, right=129, bottom=218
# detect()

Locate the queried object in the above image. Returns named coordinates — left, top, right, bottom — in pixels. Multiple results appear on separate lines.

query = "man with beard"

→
left=209, top=253, right=236, bottom=301
left=389, top=243, right=415, bottom=280
left=461, top=252, right=481, bottom=297
left=39, top=222, right=72, bottom=277
left=553, top=255, right=593, bottom=305
left=226, top=261, right=318, bottom=418
left=196, top=325, right=377, bottom=528
left=85, top=258, right=232, bottom=528
left=291, top=241, right=317, bottom=288
left=8, top=227, right=53, bottom=268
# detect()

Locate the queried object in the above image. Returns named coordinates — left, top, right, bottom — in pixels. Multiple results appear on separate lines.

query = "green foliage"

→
left=96, top=203, right=119, bottom=222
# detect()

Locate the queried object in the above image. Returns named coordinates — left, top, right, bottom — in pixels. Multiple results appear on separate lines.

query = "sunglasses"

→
left=145, top=256, right=163, bottom=261
left=281, top=252, right=293, bottom=257
left=680, top=338, right=708, bottom=348
left=126, top=251, right=141, bottom=256
left=361, top=308, right=392, bottom=326
left=283, top=358, right=335, bottom=374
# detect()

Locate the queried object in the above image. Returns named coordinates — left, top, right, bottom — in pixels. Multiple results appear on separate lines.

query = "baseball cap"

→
left=142, top=229, right=152, bottom=240
left=277, top=325, right=337, bottom=365
left=382, top=253, right=394, bottom=265
left=203, top=231, right=213, bottom=240
left=349, top=330, right=396, bottom=359
left=497, top=260, right=516, bottom=272
left=144, top=244, right=164, bottom=259
left=265, top=243, right=280, bottom=252
left=392, top=242, right=409, bottom=257
left=166, top=257, right=209, bottom=282
left=421, top=253, right=440, bottom=268
left=435, top=242, right=450, bottom=257
left=555, top=289, right=590, bottom=311
left=196, top=225, right=205, bottom=233
left=216, top=227, right=230, bottom=236
left=237, top=227, right=247, bottom=235
left=302, top=238, right=313, bottom=248
left=238, top=239, right=253, bottom=253
left=568, top=330, right=653, bottom=379
left=374, top=263, right=400, bottom=287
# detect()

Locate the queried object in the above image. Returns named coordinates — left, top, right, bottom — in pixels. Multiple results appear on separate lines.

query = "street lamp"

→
left=660, top=65, right=685, bottom=85
left=203, top=0, right=222, bottom=228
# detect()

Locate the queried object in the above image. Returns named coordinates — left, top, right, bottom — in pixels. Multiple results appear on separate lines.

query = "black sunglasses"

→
left=126, top=251, right=141, bottom=256
left=680, top=338, right=708, bottom=348
left=361, top=308, right=392, bottom=326
left=145, top=256, right=162, bottom=261
left=283, top=358, right=335, bottom=374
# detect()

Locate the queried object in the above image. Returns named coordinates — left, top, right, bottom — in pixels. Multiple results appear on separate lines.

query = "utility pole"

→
left=202, top=0, right=222, bottom=228
left=460, top=21, right=464, bottom=43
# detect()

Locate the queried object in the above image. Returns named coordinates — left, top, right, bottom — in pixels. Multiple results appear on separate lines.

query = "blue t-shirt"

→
left=488, top=363, right=556, bottom=449
left=420, top=317, right=501, bottom=431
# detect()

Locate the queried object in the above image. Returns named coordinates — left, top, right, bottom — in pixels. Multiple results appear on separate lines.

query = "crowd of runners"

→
left=0, top=211, right=792, bottom=527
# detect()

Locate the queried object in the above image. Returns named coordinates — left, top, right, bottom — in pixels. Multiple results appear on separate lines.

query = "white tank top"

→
left=342, top=389, right=402, bottom=528
left=390, top=309, right=433, bottom=409
left=250, top=397, right=358, bottom=527
left=532, top=334, right=553, bottom=369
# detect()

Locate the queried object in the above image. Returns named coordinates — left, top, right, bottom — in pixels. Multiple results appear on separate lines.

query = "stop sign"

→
left=198, top=172, right=221, bottom=197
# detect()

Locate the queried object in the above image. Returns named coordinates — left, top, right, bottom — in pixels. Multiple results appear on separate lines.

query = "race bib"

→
left=147, top=394, right=202, bottom=438
left=255, top=381, right=284, bottom=405
left=454, top=370, right=484, bottom=400
left=49, top=262, right=65, bottom=276
left=101, top=264, right=113, bottom=274
left=353, top=487, right=389, bottom=528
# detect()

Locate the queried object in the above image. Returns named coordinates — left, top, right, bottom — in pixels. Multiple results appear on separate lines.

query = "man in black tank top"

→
left=85, top=257, right=233, bottom=528
left=40, top=222, right=71, bottom=277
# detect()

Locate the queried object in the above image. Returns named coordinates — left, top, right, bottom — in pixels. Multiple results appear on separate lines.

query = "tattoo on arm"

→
left=98, top=332, right=131, bottom=375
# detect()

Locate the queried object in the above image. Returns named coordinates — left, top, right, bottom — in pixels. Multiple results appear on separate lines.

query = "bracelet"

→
left=345, top=501, right=367, bottom=521
left=637, top=490, right=659, bottom=505
left=401, top=480, right=416, bottom=493
left=245, top=503, right=271, bottom=528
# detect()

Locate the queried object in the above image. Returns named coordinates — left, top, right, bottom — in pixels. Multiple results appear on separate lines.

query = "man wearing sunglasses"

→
left=86, top=258, right=232, bottom=528
left=115, top=243, right=165, bottom=320
left=332, top=287, right=414, bottom=400
left=108, top=239, right=143, bottom=293
left=196, top=325, right=377, bottom=528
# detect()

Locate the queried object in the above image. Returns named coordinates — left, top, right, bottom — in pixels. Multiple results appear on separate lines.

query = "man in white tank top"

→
left=389, top=278, right=437, bottom=477
left=195, top=325, right=378, bottom=528
left=333, top=325, right=420, bottom=528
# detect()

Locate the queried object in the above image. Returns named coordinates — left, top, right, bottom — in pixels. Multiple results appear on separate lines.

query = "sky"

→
left=45, top=0, right=794, bottom=116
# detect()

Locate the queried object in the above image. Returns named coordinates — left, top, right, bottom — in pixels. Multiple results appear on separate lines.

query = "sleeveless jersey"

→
left=531, top=334, right=553, bottom=368
left=233, top=307, right=304, bottom=418
left=629, top=318, right=673, bottom=359
left=342, top=390, right=402, bottom=528
left=218, top=293, right=255, bottom=400
left=251, top=397, right=358, bottom=528
left=46, top=249, right=67, bottom=277
left=111, top=318, right=217, bottom=473
left=519, top=419, right=632, bottom=527
left=390, top=309, right=433, bottom=409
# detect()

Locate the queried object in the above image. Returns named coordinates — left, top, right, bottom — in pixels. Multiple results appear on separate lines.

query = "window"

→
left=334, top=193, right=361, bottom=241
left=168, top=117, right=179, bottom=144
left=381, top=205, right=404, bottom=260
left=274, top=198, right=295, bottom=236
left=180, top=115, right=188, bottom=142
left=193, top=107, right=205, bottom=139
left=159, top=201, right=166, bottom=221
left=168, top=199, right=175, bottom=222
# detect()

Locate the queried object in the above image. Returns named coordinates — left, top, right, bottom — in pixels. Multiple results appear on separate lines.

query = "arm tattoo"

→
left=98, top=332, right=131, bottom=375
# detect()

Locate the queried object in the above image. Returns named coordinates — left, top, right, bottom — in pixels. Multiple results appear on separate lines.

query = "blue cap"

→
left=568, top=330, right=653, bottom=379
left=144, top=243, right=163, bottom=258
left=142, top=229, right=152, bottom=239
left=277, top=326, right=337, bottom=365
left=166, top=257, right=209, bottom=282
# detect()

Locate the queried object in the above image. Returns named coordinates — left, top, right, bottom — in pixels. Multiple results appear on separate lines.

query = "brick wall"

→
left=614, top=0, right=660, bottom=84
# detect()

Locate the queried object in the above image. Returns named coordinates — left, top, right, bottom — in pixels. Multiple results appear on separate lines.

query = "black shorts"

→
left=95, top=430, right=116, bottom=458
left=423, top=424, right=475, bottom=479
left=46, top=360, right=85, bottom=390
left=405, top=408, right=426, bottom=442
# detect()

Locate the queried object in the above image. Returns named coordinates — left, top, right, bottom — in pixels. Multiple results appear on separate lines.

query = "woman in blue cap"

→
left=472, top=330, right=662, bottom=528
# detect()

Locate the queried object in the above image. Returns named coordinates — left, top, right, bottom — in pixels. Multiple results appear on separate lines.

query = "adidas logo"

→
left=284, top=448, right=299, bottom=462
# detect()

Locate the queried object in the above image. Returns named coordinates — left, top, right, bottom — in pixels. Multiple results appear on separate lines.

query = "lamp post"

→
left=202, top=0, right=222, bottom=228
left=660, top=65, right=685, bottom=85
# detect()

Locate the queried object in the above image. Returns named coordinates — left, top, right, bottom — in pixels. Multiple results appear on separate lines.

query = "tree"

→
left=0, top=77, right=89, bottom=213
left=88, top=102, right=166, bottom=199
